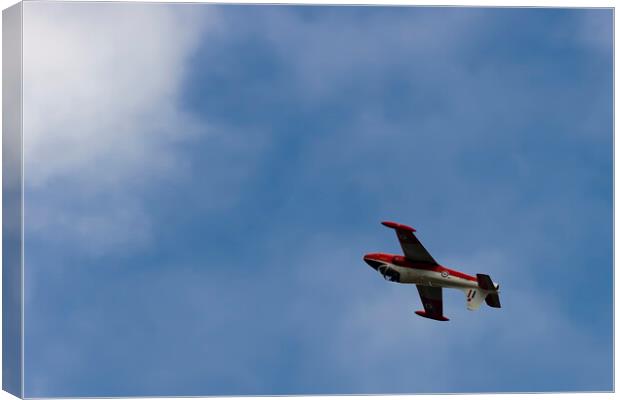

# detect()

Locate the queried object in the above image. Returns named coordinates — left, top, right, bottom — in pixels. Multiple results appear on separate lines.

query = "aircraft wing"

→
left=415, top=285, right=449, bottom=321
left=381, top=221, right=438, bottom=264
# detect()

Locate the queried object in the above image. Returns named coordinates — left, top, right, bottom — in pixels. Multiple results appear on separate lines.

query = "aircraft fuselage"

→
left=363, top=252, right=480, bottom=290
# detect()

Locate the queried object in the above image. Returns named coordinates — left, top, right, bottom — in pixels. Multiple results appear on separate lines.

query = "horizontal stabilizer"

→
left=485, top=293, right=501, bottom=308
left=476, top=274, right=498, bottom=291
left=415, top=310, right=449, bottom=321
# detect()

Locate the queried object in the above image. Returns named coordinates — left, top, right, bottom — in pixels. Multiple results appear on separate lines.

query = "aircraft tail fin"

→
left=462, top=274, right=501, bottom=311
left=476, top=273, right=501, bottom=309
left=463, top=288, right=486, bottom=310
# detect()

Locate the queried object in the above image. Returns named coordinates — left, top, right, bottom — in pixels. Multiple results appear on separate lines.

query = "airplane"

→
left=363, top=221, right=501, bottom=321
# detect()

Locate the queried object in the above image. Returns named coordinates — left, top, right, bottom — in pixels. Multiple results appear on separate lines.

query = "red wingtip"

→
left=381, top=221, right=416, bottom=232
left=415, top=311, right=449, bottom=321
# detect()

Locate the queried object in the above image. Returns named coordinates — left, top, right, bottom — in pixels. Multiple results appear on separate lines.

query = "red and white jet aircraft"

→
left=363, top=221, right=501, bottom=321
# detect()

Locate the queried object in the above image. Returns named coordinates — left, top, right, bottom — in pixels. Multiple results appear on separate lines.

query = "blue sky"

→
left=21, top=3, right=612, bottom=397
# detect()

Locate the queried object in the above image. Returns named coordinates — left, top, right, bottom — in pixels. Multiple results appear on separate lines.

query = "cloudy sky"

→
left=20, top=3, right=612, bottom=397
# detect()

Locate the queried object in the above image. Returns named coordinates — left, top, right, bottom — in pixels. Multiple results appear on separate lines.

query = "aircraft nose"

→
left=363, top=254, right=383, bottom=270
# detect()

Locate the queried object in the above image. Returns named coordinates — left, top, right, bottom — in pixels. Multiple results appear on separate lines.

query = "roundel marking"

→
left=441, top=271, right=449, bottom=278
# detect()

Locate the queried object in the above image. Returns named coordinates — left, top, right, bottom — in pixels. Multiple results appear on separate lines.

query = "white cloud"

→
left=21, top=2, right=213, bottom=253
left=23, top=2, right=211, bottom=187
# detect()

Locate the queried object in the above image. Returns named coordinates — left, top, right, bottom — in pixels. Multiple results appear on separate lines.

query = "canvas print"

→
left=2, top=1, right=613, bottom=397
